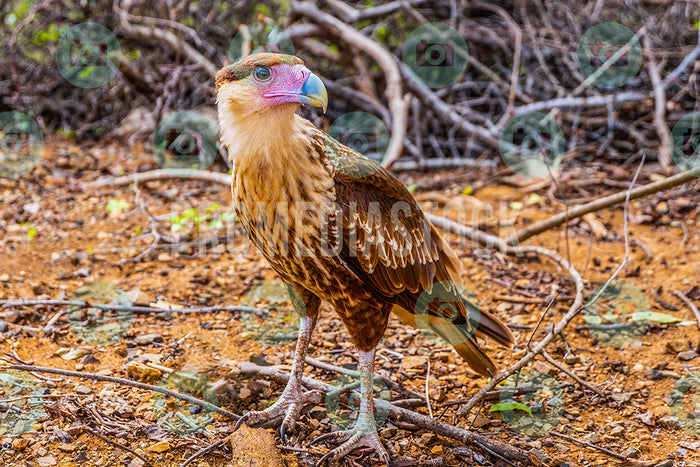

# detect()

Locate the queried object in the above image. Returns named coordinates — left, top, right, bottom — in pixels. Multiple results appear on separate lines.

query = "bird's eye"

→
left=253, top=66, right=271, bottom=82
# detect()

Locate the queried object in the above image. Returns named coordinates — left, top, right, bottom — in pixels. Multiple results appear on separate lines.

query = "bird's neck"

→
left=218, top=104, right=333, bottom=204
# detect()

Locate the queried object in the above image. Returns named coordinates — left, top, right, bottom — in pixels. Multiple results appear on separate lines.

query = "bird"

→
left=215, top=53, right=515, bottom=465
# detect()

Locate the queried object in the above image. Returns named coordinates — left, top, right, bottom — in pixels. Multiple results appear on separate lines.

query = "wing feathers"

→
left=326, top=136, right=513, bottom=375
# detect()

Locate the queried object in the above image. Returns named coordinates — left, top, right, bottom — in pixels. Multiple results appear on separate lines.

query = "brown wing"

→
left=327, top=141, right=514, bottom=375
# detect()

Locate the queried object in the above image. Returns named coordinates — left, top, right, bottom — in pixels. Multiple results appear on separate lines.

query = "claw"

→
left=314, top=413, right=390, bottom=466
left=232, top=412, right=250, bottom=433
left=235, top=379, right=307, bottom=441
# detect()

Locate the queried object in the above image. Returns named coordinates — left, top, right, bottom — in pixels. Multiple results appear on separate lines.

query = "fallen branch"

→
left=232, top=361, right=533, bottom=465
left=505, top=165, right=700, bottom=246
left=292, top=0, right=408, bottom=169
left=4, top=364, right=241, bottom=421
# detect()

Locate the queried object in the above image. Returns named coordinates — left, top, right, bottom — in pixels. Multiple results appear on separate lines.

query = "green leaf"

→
left=205, top=203, right=222, bottom=213
left=631, top=311, right=681, bottom=324
left=406, top=184, right=418, bottom=193
left=462, top=185, right=473, bottom=196
left=106, top=199, right=130, bottom=213
left=27, top=228, right=37, bottom=241
left=582, top=314, right=601, bottom=325
left=490, top=402, right=533, bottom=416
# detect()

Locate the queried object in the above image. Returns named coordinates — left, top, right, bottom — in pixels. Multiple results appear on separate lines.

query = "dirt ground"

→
left=0, top=137, right=699, bottom=466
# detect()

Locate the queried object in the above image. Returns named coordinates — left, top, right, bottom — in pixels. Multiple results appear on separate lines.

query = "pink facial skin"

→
left=248, top=63, right=327, bottom=112
left=254, top=64, right=311, bottom=106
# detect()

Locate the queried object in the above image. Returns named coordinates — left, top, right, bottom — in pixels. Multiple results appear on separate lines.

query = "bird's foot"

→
left=234, top=379, right=320, bottom=441
left=313, top=412, right=390, bottom=466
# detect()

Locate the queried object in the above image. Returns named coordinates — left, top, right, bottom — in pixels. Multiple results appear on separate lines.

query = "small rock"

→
left=622, top=446, right=641, bottom=458
left=657, top=414, right=678, bottom=430
left=0, top=320, right=8, bottom=333
left=471, top=414, right=491, bottom=429
left=127, top=458, right=145, bottom=467
left=57, top=443, right=75, bottom=452
left=583, top=433, right=601, bottom=444
left=401, top=355, right=428, bottom=370
left=125, top=362, right=162, bottom=384
left=148, top=441, right=171, bottom=453
left=421, top=432, right=437, bottom=444
left=563, top=354, right=580, bottom=365
left=11, top=438, right=30, bottom=452
left=666, top=340, right=686, bottom=354
left=135, top=334, right=164, bottom=345
left=609, top=425, right=625, bottom=437
left=610, top=393, right=632, bottom=403
left=678, top=350, right=698, bottom=361
left=533, top=361, right=556, bottom=376
left=380, top=426, right=397, bottom=438
left=430, top=445, right=444, bottom=456
left=637, top=410, right=656, bottom=426
left=75, top=385, right=92, bottom=395
left=37, top=456, right=57, bottom=467
left=79, top=354, right=99, bottom=365
left=0, top=274, right=9, bottom=282
left=23, top=203, right=40, bottom=215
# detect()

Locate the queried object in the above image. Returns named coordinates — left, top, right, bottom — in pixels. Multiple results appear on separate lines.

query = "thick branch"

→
left=292, top=0, right=408, bottom=169
left=505, top=166, right=700, bottom=246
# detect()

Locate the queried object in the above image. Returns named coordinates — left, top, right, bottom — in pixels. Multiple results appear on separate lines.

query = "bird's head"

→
left=216, top=53, right=327, bottom=115
left=215, top=53, right=328, bottom=159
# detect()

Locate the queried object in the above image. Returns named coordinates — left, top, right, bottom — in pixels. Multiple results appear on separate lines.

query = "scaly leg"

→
left=314, top=348, right=390, bottom=466
left=235, top=291, right=319, bottom=440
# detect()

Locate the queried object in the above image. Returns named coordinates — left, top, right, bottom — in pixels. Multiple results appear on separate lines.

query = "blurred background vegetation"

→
left=1, top=0, right=699, bottom=169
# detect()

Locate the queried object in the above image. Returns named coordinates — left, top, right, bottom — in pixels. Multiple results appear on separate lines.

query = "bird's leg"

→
left=315, top=348, right=390, bottom=466
left=237, top=302, right=319, bottom=440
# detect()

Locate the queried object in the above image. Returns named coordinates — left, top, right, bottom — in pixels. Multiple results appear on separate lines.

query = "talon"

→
left=232, top=413, right=250, bottom=433
left=279, top=422, right=287, bottom=443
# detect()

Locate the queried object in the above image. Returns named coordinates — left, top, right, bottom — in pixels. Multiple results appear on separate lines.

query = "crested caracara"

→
left=215, top=53, right=514, bottom=464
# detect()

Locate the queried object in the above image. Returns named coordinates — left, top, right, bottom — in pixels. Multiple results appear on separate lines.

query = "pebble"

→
left=135, top=333, right=164, bottom=345
left=75, top=385, right=92, bottom=395
left=0, top=274, right=8, bottom=282
left=11, top=438, right=30, bottom=452
left=666, top=340, right=686, bottom=354
left=125, top=362, right=162, bottom=384
left=623, top=446, right=641, bottom=458
left=36, top=456, right=57, bottom=467
left=147, top=441, right=171, bottom=453
left=657, top=414, right=678, bottom=429
left=678, top=350, right=698, bottom=361
left=430, top=445, right=444, bottom=455
left=583, top=433, right=601, bottom=444
left=421, top=432, right=437, bottom=444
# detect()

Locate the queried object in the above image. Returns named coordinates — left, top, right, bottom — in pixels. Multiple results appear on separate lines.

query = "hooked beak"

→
left=298, top=72, right=328, bottom=113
